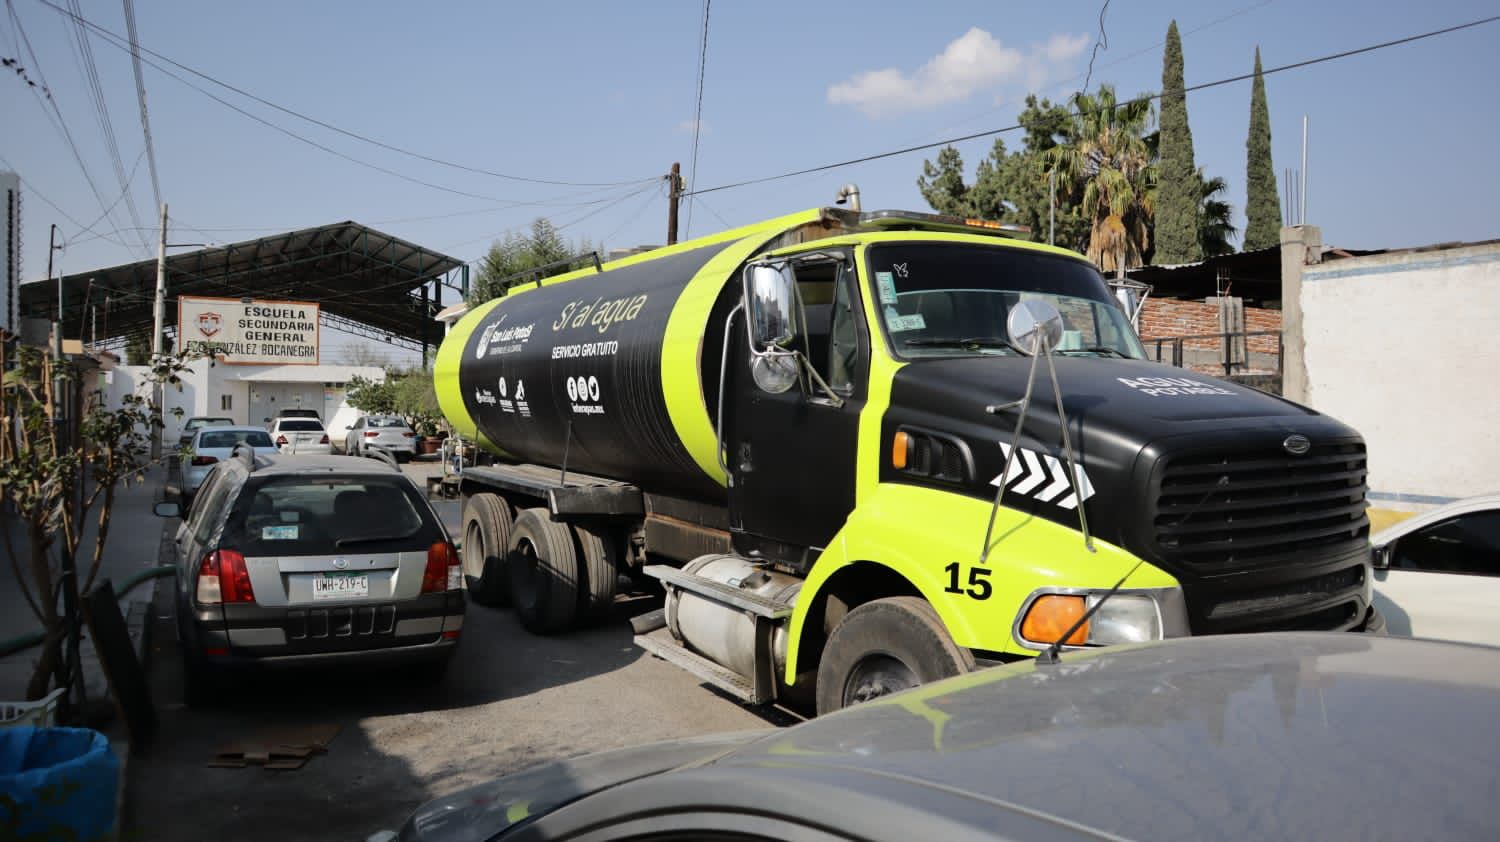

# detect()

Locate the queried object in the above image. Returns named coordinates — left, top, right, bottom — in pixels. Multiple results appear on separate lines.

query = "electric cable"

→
left=683, top=0, right=710, bottom=238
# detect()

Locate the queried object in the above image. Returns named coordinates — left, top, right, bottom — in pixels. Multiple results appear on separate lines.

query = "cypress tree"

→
left=1243, top=47, right=1282, bottom=250
left=1155, top=20, right=1200, bottom=264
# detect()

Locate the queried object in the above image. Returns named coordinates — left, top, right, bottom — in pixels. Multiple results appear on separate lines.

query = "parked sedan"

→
left=177, top=416, right=234, bottom=450
left=345, top=415, right=417, bottom=462
left=268, top=417, right=332, bottom=455
left=1370, top=492, right=1500, bottom=646
left=153, top=453, right=464, bottom=702
left=179, top=426, right=274, bottom=503
left=384, top=633, right=1500, bottom=842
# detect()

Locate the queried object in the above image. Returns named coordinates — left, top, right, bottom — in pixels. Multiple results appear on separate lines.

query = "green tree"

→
left=470, top=218, right=593, bottom=304
left=345, top=374, right=398, bottom=415
left=1045, top=85, right=1158, bottom=275
left=1155, top=21, right=1200, bottom=264
left=915, top=96, right=1086, bottom=249
left=1244, top=47, right=1282, bottom=250
left=1197, top=170, right=1238, bottom=258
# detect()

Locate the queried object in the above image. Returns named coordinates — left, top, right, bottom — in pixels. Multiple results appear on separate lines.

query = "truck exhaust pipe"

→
left=834, top=184, right=861, bottom=212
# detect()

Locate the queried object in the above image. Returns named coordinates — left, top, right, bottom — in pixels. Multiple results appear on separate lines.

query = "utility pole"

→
left=150, top=202, right=167, bottom=460
left=1048, top=170, right=1056, bottom=247
left=666, top=162, right=682, bottom=246
left=1300, top=115, right=1309, bottom=226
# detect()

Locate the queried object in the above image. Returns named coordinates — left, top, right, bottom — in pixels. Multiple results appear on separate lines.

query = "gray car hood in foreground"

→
left=398, top=634, right=1500, bottom=841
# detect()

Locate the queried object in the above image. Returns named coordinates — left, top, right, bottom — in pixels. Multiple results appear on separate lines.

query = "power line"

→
left=685, top=14, right=1500, bottom=198
left=0, top=152, right=137, bottom=248
left=35, top=0, right=658, bottom=189
left=61, top=0, right=150, bottom=253
left=121, top=0, right=161, bottom=213
left=683, top=0, right=711, bottom=239
left=1080, top=0, right=1111, bottom=94
left=6, top=0, right=136, bottom=253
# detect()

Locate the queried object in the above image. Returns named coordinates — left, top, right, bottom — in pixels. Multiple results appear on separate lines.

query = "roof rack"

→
left=231, top=443, right=257, bottom=472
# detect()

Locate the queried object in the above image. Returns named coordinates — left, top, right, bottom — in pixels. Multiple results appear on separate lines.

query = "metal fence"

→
left=1142, top=330, right=1283, bottom=378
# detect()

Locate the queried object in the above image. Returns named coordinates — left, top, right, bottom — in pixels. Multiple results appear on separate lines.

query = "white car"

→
left=1371, top=493, right=1500, bottom=646
left=180, top=425, right=275, bottom=503
left=345, top=415, right=417, bottom=462
left=268, top=417, right=333, bottom=455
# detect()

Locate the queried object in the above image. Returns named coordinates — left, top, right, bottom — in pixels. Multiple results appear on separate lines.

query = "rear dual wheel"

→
left=508, top=509, right=580, bottom=634
left=462, top=493, right=512, bottom=606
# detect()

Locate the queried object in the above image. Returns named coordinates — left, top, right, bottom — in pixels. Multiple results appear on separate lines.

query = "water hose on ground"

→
left=0, top=565, right=175, bottom=657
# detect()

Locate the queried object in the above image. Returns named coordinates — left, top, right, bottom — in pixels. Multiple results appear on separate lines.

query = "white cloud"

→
left=828, top=28, right=1089, bottom=118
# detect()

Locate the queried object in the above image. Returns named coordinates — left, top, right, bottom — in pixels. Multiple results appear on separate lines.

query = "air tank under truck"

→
left=436, top=206, right=1381, bottom=715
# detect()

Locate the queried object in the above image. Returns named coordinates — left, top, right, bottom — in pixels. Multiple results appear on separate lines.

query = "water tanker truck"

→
left=435, top=204, right=1380, bottom=714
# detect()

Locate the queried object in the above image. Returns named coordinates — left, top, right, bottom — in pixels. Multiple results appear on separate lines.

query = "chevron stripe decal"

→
left=992, top=443, right=1096, bottom=510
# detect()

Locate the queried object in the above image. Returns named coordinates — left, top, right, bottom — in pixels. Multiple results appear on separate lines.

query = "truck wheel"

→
left=508, top=508, right=579, bottom=634
left=572, top=524, right=619, bottom=620
left=815, top=596, right=975, bottom=716
left=461, top=494, right=512, bottom=606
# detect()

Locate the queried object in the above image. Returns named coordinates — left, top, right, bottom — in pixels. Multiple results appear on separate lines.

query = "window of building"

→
left=220, top=394, right=233, bottom=411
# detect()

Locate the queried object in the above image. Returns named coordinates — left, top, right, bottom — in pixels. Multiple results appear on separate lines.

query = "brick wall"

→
left=1139, top=298, right=1281, bottom=353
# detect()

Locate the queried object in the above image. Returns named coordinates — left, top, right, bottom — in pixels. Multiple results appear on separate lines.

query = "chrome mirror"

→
left=1007, top=299, right=1065, bottom=355
left=744, top=263, right=797, bottom=351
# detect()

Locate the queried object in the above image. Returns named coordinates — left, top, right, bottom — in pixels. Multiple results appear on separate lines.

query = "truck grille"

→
left=1152, top=442, right=1368, bottom=570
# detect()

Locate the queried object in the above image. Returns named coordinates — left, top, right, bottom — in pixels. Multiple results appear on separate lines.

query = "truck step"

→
left=633, top=627, right=765, bottom=705
left=642, top=565, right=793, bottom=620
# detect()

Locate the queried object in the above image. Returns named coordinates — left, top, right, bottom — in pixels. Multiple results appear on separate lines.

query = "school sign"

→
left=178, top=296, right=320, bottom=365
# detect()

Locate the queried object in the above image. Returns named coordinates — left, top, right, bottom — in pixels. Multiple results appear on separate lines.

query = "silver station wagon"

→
left=155, top=451, right=465, bottom=701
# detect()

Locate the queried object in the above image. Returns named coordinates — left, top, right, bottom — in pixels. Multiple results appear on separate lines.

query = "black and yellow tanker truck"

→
left=435, top=204, right=1380, bottom=714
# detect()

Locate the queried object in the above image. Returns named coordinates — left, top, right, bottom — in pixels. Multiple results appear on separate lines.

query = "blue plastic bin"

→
left=0, top=726, right=119, bottom=841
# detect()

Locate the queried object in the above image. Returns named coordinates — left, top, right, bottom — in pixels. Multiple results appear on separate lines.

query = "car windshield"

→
left=198, top=430, right=274, bottom=449
left=222, top=475, right=440, bottom=556
left=367, top=418, right=407, bottom=428
left=277, top=420, right=325, bottom=432
left=866, top=243, right=1146, bottom=360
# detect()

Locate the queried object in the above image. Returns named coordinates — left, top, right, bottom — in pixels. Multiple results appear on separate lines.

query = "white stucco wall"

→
left=98, top=360, right=384, bottom=444
left=1301, top=241, right=1500, bottom=510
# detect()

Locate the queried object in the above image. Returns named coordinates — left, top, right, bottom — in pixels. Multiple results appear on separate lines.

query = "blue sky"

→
left=3, top=0, right=1497, bottom=357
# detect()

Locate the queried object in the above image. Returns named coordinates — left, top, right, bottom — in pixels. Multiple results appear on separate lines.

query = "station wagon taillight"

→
left=190, top=455, right=218, bottom=466
left=422, top=542, right=461, bottom=594
left=275, top=435, right=288, bottom=447
left=197, top=549, right=255, bottom=604
left=402, top=432, right=416, bottom=438
left=364, top=431, right=380, bottom=438
left=319, top=434, right=330, bottom=444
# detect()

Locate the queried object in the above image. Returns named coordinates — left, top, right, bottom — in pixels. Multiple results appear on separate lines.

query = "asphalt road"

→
left=124, top=462, right=781, bottom=841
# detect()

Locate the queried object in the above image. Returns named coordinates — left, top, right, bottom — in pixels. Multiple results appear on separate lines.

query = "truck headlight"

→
left=1017, top=588, right=1187, bottom=649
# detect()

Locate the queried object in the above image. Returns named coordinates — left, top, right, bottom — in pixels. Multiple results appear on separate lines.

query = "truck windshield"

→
left=866, top=243, right=1146, bottom=361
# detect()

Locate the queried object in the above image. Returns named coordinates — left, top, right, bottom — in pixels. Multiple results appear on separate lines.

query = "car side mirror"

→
left=154, top=501, right=182, bottom=519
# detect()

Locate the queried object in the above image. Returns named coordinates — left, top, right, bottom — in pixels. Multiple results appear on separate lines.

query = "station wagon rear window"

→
left=277, top=420, right=325, bottom=432
left=198, top=430, right=274, bottom=449
left=366, top=417, right=407, bottom=428
left=221, top=475, right=442, bottom=556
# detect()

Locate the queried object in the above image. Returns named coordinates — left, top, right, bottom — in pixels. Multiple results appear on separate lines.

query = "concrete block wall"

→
left=1298, top=240, right=1500, bottom=510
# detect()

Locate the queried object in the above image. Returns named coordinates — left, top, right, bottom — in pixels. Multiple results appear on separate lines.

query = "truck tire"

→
left=461, top=493, right=512, bottom=606
left=815, top=596, right=975, bottom=716
left=571, top=524, right=619, bottom=620
left=508, top=508, right=579, bottom=634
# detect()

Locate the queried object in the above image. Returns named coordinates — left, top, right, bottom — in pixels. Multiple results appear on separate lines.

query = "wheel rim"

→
left=844, top=654, right=919, bottom=706
left=463, top=520, right=484, bottom=578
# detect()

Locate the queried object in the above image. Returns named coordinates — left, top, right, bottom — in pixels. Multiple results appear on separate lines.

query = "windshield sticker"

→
left=883, top=307, right=926, bottom=333
left=1117, top=376, right=1235, bottom=397
left=262, top=524, right=299, bottom=540
left=875, top=271, right=898, bottom=304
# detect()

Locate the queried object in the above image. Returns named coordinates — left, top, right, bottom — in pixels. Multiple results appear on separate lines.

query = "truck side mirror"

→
left=1007, top=299, right=1065, bottom=355
left=744, top=263, right=797, bottom=350
left=742, top=263, right=800, bottom=394
left=1371, top=543, right=1391, bottom=570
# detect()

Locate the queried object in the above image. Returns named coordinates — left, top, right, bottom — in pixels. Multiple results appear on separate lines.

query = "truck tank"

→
left=435, top=208, right=840, bottom=501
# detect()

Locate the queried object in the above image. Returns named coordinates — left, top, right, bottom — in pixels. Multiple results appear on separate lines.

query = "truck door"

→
left=724, top=253, right=869, bottom=567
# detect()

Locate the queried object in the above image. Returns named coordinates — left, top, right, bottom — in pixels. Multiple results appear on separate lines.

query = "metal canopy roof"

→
left=19, top=222, right=466, bottom=350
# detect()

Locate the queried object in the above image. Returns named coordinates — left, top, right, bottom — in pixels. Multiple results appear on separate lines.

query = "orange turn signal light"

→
left=892, top=431, right=911, bottom=470
left=1020, top=594, right=1089, bottom=646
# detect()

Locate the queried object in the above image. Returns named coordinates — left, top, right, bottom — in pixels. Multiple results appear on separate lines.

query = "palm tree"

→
left=1044, top=85, right=1157, bottom=276
left=1197, top=170, right=1238, bottom=258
